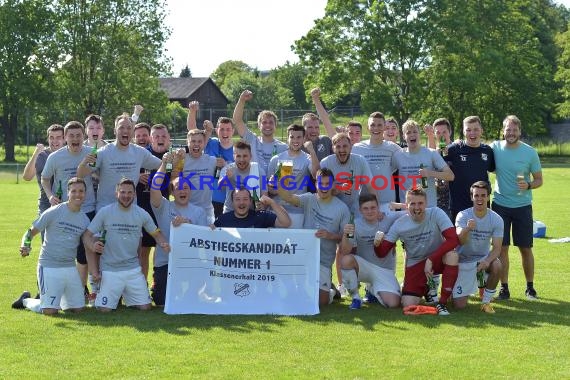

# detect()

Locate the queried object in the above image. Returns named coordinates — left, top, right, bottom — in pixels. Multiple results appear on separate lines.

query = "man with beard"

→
left=233, top=90, right=288, bottom=174
left=218, top=140, right=266, bottom=213
left=78, top=113, right=162, bottom=211
left=41, top=121, right=97, bottom=300
left=375, top=187, right=460, bottom=315
left=136, top=124, right=172, bottom=280
left=22, top=124, right=65, bottom=217
left=150, top=154, right=209, bottom=306
left=83, top=178, right=170, bottom=312
left=303, top=88, right=336, bottom=161
left=267, top=124, right=319, bottom=228
left=491, top=115, right=542, bottom=301
left=215, top=187, right=291, bottom=228
left=278, top=168, right=351, bottom=306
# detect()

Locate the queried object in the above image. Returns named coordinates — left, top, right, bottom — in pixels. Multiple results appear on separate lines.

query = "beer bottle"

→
left=439, top=136, right=447, bottom=157
left=165, top=146, right=174, bottom=172
left=23, top=229, right=32, bottom=249
left=55, top=180, right=63, bottom=199
left=89, top=136, right=98, bottom=167
left=419, top=164, right=428, bottom=189
left=274, top=162, right=283, bottom=180
left=427, top=276, right=436, bottom=292
left=346, top=213, right=355, bottom=239
left=476, top=264, right=485, bottom=289
left=272, top=144, right=278, bottom=157
left=213, top=154, right=222, bottom=179
left=252, top=190, right=260, bottom=211
left=96, top=230, right=106, bottom=256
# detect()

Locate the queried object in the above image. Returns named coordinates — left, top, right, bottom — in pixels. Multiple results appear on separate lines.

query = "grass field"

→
left=1, top=166, right=570, bottom=379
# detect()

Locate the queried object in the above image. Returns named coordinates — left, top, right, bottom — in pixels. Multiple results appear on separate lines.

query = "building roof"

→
left=158, top=77, right=228, bottom=103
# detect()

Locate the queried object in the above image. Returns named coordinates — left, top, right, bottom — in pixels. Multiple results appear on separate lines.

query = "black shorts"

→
left=151, top=265, right=168, bottom=306
left=491, top=202, right=533, bottom=248
left=76, top=210, right=96, bottom=265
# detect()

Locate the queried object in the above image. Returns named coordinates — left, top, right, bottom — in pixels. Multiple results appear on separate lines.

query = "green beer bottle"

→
left=476, top=264, right=485, bottom=289
left=23, top=229, right=32, bottom=249
left=419, top=164, right=428, bottom=189
left=439, top=136, right=447, bottom=157
left=89, top=136, right=98, bottom=167
left=274, top=162, right=283, bottom=180
left=252, top=190, right=260, bottom=211
left=55, top=180, right=63, bottom=199
left=272, top=144, right=278, bottom=157
left=427, top=276, right=436, bottom=292
left=96, top=230, right=106, bottom=256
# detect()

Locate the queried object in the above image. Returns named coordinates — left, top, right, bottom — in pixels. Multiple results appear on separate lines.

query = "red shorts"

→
left=402, top=258, right=445, bottom=297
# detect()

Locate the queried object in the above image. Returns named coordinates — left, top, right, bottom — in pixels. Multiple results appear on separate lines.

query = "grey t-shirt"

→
left=320, top=153, right=372, bottom=213
left=152, top=197, right=208, bottom=268
left=351, top=211, right=406, bottom=271
left=243, top=129, right=288, bottom=174
left=456, top=207, right=504, bottom=263
left=42, top=146, right=96, bottom=213
left=88, top=203, right=158, bottom=272
left=385, top=207, right=453, bottom=267
left=33, top=203, right=90, bottom=268
left=298, top=194, right=350, bottom=268
left=267, top=150, right=313, bottom=214
left=351, top=140, right=401, bottom=205
left=182, top=153, right=217, bottom=221
left=91, top=143, right=161, bottom=211
left=392, top=147, right=447, bottom=207
left=218, top=163, right=266, bottom=213
left=302, top=136, right=333, bottom=162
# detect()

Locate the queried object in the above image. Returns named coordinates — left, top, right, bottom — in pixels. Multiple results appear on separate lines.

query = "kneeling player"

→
left=453, top=181, right=503, bottom=313
left=340, top=194, right=405, bottom=309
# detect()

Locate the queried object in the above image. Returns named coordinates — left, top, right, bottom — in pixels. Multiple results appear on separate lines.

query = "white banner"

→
left=164, top=225, right=320, bottom=315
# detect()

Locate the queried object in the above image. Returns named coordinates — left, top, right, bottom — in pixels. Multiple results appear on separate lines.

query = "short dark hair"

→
left=116, top=177, right=136, bottom=192
left=406, top=186, right=426, bottom=200
left=359, top=193, right=378, bottom=206
left=234, top=140, right=251, bottom=152
left=85, top=114, right=103, bottom=126
left=231, top=186, right=252, bottom=202
left=67, top=177, right=86, bottom=191
left=64, top=121, right=84, bottom=136
left=134, top=122, right=151, bottom=134
left=287, top=124, right=305, bottom=136
left=46, top=124, right=64, bottom=138
left=470, top=180, right=491, bottom=197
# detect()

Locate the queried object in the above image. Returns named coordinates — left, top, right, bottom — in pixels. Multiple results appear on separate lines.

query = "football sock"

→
left=526, top=281, right=534, bottom=290
left=501, top=282, right=509, bottom=290
left=482, top=288, right=496, bottom=304
left=23, top=298, right=42, bottom=313
left=440, top=264, right=459, bottom=304
left=340, top=269, right=360, bottom=300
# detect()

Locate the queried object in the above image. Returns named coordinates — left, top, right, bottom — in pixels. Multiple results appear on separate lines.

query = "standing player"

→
left=14, top=178, right=90, bottom=315
left=150, top=154, right=208, bottom=306
left=83, top=178, right=170, bottom=312
left=491, top=115, right=543, bottom=300
left=340, top=194, right=405, bottom=309
left=375, top=187, right=459, bottom=315
left=278, top=168, right=351, bottom=306
left=454, top=181, right=503, bottom=313
left=233, top=90, right=288, bottom=174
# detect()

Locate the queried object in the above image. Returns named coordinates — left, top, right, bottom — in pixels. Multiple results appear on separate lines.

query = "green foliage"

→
left=221, top=71, right=294, bottom=110
left=210, top=60, right=255, bottom=89
left=268, top=62, right=310, bottom=109
left=179, top=64, right=192, bottom=78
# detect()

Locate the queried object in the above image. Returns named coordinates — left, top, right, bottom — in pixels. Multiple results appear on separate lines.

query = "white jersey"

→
left=219, top=163, right=266, bottom=212
left=456, top=208, right=503, bottom=263
left=182, top=153, right=217, bottom=221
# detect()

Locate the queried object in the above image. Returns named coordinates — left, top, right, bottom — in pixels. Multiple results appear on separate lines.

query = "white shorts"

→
left=354, top=256, right=401, bottom=300
left=96, top=267, right=151, bottom=309
left=37, top=265, right=84, bottom=310
left=288, top=213, right=304, bottom=229
left=319, top=265, right=332, bottom=291
left=453, top=261, right=482, bottom=298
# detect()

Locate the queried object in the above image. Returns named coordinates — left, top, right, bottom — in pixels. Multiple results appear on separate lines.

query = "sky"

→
left=164, top=0, right=327, bottom=77
left=164, top=0, right=570, bottom=78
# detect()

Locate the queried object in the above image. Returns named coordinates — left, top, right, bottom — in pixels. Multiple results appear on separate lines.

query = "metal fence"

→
left=0, top=163, right=26, bottom=184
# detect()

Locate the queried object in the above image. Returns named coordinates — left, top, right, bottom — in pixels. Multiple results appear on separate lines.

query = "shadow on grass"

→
left=46, top=294, right=570, bottom=334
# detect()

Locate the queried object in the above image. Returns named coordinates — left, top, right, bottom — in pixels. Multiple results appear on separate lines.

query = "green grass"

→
left=1, top=167, right=570, bottom=378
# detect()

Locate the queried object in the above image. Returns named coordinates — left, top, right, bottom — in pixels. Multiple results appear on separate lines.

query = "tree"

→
left=211, top=60, right=254, bottom=88
left=52, top=0, right=172, bottom=122
left=221, top=71, right=294, bottom=111
left=179, top=64, right=192, bottom=78
left=0, top=0, right=58, bottom=162
left=269, top=62, right=310, bottom=109
left=293, top=0, right=433, bottom=121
